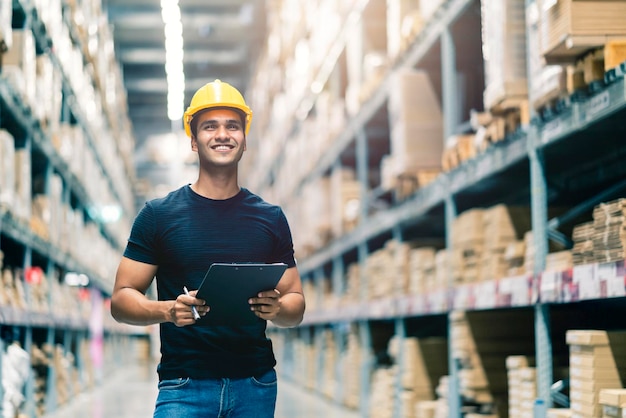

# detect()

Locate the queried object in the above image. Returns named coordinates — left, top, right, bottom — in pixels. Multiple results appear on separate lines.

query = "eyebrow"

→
left=198, top=118, right=243, bottom=128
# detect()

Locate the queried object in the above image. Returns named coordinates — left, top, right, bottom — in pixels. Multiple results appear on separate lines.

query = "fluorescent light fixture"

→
left=161, top=0, right=185, bottom=121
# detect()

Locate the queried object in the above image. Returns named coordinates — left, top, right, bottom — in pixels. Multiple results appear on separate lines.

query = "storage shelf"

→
left=0, top=78, right=125, bottom=251
left=0, top=210, right=110, bottom=291
left=15, top=0, right=135, bottom=218
left=302, top=259, right=626, bottom=325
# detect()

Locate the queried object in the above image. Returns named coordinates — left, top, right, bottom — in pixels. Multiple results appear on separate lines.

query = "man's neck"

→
left=191, top=174, right=240, bottom=200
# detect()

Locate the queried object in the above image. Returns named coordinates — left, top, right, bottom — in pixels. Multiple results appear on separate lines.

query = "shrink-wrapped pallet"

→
left=481, top=0, right=528, bottom=111
left=527, top=0, right=567, bottom=111
left=386, top=69, right=443, bottom=177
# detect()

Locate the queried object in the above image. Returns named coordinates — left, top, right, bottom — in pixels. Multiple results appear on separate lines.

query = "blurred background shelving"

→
left=2, top=0, right=626, bottom=417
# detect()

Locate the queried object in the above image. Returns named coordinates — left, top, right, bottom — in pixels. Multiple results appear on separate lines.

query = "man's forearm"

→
left=111, top=287, right=172, bottom=326
left=272, top=292, right=305, bottom=328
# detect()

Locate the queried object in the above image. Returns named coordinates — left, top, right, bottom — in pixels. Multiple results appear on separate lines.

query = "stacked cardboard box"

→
left=566, top=330, right=626, bottom=418
left=2, top=29, right=37, bottom=110
left=389, top=336, right=438, bottom=417
left=384, top=69, right=443, bottom=190
left=330, top=168, right=361, bottom=237
left=481, top=205, right=532, bottom=280
left=452, top=208, right=485, bottom=284
left=527, top=0, right=568, bottom=112
left=370, top=366, right=396, bottom=418
left=342, top=328, right=363, bottom=409
left=540, top=0, right=626, bottom=63
left=0, top=130, right=15, bottom=208
left=409, top=247, right=437, bottom=294
left=480, top=0, right=528, bottom=111
left=344, top=262, right=361, bottom=305
left=365, top=240, right=411, bottom=299
left=321, top=329, right=339, bottom=400
left=572, top=221, right=595, bottom=266
left=506, top=355, right=536, bottom=418
left=435, top=248, right=464, bottom=289
left=547, top=409, right=573, bottom=418
left=592, top=198, right=626, bottom=263
left=450, top=311, right=493, bottom=408
left=599, top=388, right=626, bottom=418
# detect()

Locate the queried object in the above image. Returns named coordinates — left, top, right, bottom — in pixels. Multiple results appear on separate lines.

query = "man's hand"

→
left=249, top=289, right=281, bottom=321
left=170, top=290, right=209, bottom=327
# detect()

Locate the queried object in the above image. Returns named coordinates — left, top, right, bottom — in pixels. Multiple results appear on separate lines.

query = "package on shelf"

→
left=506, top=355, right=536, bottom=418
left=386, top=0, right=422, bottom=61
left=480, top=0, right=528, bottom=111
left=409, top=247, right=437, bottom=294
left=387, top=69, right=444, bottom=176
left=545, top=250, right=573, bottom=272
left=24, top=266, right=50, bottom=313
left=321, top=329, right=339, bottom=399
left=2, top=341, right=30, bottom=417
left=434, top=248, right=464, bottom=288
left=571, top=220, right=595, bottom=266
left=415, top=400, right=439, bottom=418
left=481, top=205, right=532, bottom=280
left=566, top=330, right=626, bottom=418
left=2, top=29, right=37, bottom=110
left=369, top=366, right=396, bottom=418
left=13, top=149, right=32, bottom=224
left=540, top=0, right=626, bottom=63
left=33, top=173, right=63, bottom=244
left=599, top=388, right=626, bottom=417
left=592, top=198, right=626, bottom=264
left=329, top=168, right=361, bottom=237
left=504, top=239, right=527, bottom=276
left=0, top=268, right=17, bottom=308
left=0, top=129, right=15, bottom=208
left=449, top=311, right=494, bottom=407
left=292, top=338, right=316, bottom=390
left=35, top=54, right=63, bottom=134
left=547, top=408, right=572, bottom=417
left=341, top=328, right=364, bottom=409
left=344, top=262, right=361, bottom=305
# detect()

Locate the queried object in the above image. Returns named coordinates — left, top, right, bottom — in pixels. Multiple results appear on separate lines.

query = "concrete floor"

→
left=41, top=359, right=361, bottom=418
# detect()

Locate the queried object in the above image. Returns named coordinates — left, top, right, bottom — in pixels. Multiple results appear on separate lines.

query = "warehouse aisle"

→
left=42, top=359, right=361, bottom=418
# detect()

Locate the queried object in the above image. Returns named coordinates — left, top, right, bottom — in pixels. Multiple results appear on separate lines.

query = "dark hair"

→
left=190, top=107, right=247, bottom=137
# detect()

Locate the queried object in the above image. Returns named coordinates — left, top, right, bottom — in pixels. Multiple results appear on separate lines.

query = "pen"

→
left=183, top=286, right=201, bottom=320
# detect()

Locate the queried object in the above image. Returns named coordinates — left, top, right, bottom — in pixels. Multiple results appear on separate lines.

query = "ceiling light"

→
left=161, top=0, right=185, bottom=122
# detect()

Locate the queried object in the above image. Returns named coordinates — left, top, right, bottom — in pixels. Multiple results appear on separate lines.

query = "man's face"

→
left=191, top=108, right=246, bottom=167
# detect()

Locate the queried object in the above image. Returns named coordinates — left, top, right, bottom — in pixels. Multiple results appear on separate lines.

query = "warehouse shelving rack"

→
left=0, top=1, right=139, bottom=416
left=259, top=0, right=626, bottom=417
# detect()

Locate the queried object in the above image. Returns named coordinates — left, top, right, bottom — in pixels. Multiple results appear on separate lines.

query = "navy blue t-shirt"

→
left=123, top=185, right=296, bottom=380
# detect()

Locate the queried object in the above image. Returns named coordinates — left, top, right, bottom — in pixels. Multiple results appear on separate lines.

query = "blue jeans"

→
left=153, top=368, right=277, bottom=418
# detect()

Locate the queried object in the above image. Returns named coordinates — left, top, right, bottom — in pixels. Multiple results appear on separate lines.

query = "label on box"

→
left=474, top=280, right=497, bottom=309
left=573, top=264, right=600, bottom=300
left=597, top=262, right=626, bottom=298
left=540, top=271, right=561, bottom=302
left=453, top=284, right=473, bottom=309
left=502, top=275, right=533, bottom=306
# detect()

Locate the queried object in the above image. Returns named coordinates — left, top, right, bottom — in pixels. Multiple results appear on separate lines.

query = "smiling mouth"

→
left=211, top=144, right=235, bottom=151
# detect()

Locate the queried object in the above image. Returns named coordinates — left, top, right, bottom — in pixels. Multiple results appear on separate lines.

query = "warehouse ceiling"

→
left=102, top=0, right=267, bottom=204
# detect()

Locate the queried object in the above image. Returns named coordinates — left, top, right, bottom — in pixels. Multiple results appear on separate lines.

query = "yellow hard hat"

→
left=183, top=79, right=253, bottom=137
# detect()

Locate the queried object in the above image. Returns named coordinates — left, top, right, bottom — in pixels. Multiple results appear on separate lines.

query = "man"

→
left=111, top=80, right=305, bottom=418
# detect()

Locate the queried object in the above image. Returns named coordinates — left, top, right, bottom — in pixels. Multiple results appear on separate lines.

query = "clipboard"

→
left=195, top=262, right=288, bottom=325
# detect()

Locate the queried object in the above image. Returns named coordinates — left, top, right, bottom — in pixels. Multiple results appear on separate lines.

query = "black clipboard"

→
left=195, top=262, right=288, bottom=325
